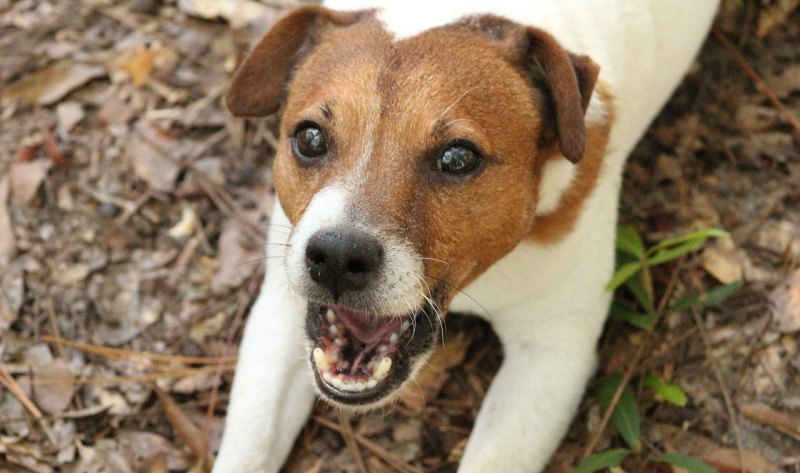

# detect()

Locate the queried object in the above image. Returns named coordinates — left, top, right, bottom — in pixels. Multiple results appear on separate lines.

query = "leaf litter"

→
left=0, top=1, right=798, bottom=472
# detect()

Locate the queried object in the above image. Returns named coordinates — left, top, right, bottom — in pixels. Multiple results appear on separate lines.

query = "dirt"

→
left=0, top=1, right=798, bottom=472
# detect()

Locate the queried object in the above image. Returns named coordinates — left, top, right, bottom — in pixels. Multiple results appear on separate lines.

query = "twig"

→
left=338, top=411, right=370, bottom=473
left=690, top=306, right=745, bottom=472
left=712, top=28, right=800, bottom=134
left=0, top=365, right=44, bottom=421
left=155, top=385, right=216, bottom=471
left=313, top=416, right=424, bottom=473
left=42, top=335, right=237, bottom=365
left=29, top=365, right=235, bottom=386
left=582, top=259, right=685, bottom=458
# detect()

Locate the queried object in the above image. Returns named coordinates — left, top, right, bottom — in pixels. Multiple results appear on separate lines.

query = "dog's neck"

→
left=530, top=84, right=614, bottom=244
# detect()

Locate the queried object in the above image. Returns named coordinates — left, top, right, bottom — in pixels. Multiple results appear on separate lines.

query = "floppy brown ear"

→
left=525, top=27, right=599, bottom=163
left=226, top=6, right=364, bottom=117
left=452, top=16, right=599, bottom=163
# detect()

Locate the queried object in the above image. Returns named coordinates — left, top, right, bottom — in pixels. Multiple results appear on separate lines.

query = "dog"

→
left=213, top=1, right=719, bottom=471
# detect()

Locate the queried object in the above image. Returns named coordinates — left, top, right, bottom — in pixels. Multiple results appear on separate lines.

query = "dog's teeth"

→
left=366, top=379, right=377, bottom=389
left=354, top=381, right=365, bottom=391
left=322, top=371, right=333, bottom=382
left=313, top=348, right=330, bottom=371
left=389, top=333, right=398, bottom=344
left=329, top=325, right=339, bottom=336
left=326, top=309, right=336, bottom=323
left=335, top=337, right=345, bottom=346
left=374, top=357, right=392, bottom=380
left=401, top=320, right=410, bottom=332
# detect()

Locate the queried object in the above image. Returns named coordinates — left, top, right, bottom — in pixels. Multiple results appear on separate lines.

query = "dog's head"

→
left=227, top=6, right=599, bottom=408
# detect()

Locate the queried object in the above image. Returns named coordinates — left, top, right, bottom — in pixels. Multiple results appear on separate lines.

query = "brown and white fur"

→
left=214, top=1, right=719, bottom=471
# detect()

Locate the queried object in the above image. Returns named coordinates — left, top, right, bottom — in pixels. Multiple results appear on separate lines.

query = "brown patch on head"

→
left=227, top=8, right=606, bottom=300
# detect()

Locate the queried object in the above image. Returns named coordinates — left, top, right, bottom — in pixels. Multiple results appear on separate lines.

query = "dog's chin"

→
left=304, top=301, right=438, bottom=409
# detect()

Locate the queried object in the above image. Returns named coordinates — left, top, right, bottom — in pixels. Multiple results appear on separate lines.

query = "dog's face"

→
left=227, top=7, right=598, bottom=408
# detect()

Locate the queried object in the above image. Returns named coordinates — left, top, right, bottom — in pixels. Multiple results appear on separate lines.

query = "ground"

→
left=0, top=1, right=798, bottom=472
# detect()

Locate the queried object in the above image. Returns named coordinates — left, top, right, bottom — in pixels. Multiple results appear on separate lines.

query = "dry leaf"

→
left=178, top=0, right=271, bottom=28
left=211, top=220, right=261, bottom=293
left=757, top=0, right=800, bottom=38
left=1, top=59, right=105, bottom=105
left=168, top=207, right=199, bottom=240
left=740, top=402, right=800, bottom=441
left=125, top=120, right=182, bottom=192
left=116, top=45, right=176, bottom=87
left=400, top=332, right=471, bottom=410
left=702, top=238, right=743, bottom=284
left=32, top=359, right=76, bottom=415
left=56, top=102, right=85, bottom=135
left=10, top=159, right=53, bottom=204
left=0, top=177, right=15, bottom=264
left=770, top=269, right=800, bottom=333
left=0, top=263, right=24, bottom=333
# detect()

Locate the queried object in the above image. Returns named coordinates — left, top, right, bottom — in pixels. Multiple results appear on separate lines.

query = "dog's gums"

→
left=306, top=303, right=437, bottom=404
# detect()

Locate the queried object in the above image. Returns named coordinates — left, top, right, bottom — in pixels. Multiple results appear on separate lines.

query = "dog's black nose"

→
left=305, top=230, right=383, bottom=298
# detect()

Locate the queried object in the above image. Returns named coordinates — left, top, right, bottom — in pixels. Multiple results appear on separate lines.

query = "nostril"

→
left=306, top=247, right=326, bottom=267
left=346, top=259, right=368, bottom=275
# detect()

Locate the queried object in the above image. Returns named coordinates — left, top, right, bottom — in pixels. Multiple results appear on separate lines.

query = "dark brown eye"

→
left=293, top=124, right=328, bottom=160
left=437, top=145, right=479, bottom=175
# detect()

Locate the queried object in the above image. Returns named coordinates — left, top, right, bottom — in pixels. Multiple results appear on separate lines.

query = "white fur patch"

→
left=535, top=159, right=575, bottom=215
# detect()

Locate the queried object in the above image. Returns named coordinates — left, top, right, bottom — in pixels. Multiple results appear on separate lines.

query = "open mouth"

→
left=305, top=302, right=437, bottom=406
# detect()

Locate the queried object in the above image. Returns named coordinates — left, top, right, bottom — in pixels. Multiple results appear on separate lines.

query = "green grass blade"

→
left=606, top=261, right=641, bottom=292
left=576, top=449, right=631, bottom=473
left=609, top=301, right=657, bottom=330
left=616, top=226, right=645, bottom=258
left=667, top=281, right=742, bottom=313
left=594, top=374, right=641, bottom=452
left=647, top=239, right=705, bottom=266
left=646, top=228, right=728, bottom=255
left=649, top=453, right=718, bottom=473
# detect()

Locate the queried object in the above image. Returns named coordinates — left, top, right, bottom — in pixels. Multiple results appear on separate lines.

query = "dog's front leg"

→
left=458, top=304, right=607, bottom=473
left=213, top=200, right=315, bottom=473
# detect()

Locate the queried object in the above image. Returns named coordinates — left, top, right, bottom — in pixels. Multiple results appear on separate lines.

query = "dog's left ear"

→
left=455, top=16, right=599, bottom=163
left=226, top=6, right=367, bottom=117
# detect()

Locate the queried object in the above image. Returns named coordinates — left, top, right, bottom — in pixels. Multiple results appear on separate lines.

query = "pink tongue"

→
left=333, top=306, right=399, bottom=345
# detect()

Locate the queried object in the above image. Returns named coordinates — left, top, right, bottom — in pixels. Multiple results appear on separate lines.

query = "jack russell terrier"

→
left=213, top=1, right=719, bottom=471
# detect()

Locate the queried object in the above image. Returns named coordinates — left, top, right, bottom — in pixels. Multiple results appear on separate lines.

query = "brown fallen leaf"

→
left=211, top=220, right=261, bottom=293
left=703, top=448, right=781, bottom=473
left=702, top=238, right=743, bottom=285
left=32, top=359, right=76, bottom=415
left=400, top=332, right=471, bottom=411
left=10, top=159, right=52, bottom=204
left=0, top=176, right=15, bottom=264
left=740, top=402, right=800, bottom=442
left=116, top=45, right=177, bottom=87
left=769, top=269, right=800, bottom=333
left=1, top=59, right=105, bottom=105
left=125, top=119, right=182, bottom=192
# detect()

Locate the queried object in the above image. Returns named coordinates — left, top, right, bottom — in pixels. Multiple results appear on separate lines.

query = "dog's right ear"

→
left=226, top=6, right=365, bottom=117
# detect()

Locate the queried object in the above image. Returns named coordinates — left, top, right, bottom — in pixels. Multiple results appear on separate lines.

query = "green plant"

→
left=577, top=225, right=741, bottom=473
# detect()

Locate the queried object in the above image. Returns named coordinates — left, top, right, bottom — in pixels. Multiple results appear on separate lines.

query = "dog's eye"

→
left=437, top=145, right=479, bottom=175
left=293, top=124, right=328, bottom=159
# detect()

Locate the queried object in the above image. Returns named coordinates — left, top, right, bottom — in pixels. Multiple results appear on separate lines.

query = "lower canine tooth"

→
left=329, top=325, right=339, bottom=336
left=326, top=309, right=336, bottom=323
left=401, top=321, right=410, bottom=332
left=313, top=348, right=330, bottom=371
left=374, top=357, right=392, bottom=380
left=389, top=333, right=398, bottom=344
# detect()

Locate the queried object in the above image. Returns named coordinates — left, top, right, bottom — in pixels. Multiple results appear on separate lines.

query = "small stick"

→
left=42, top=335, right=237, bottom=365
left=313, top=415, right=424, bottom=473
left=712, top=28, right=800, bottom=134
left=338, top=411, right=370, bottom=473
